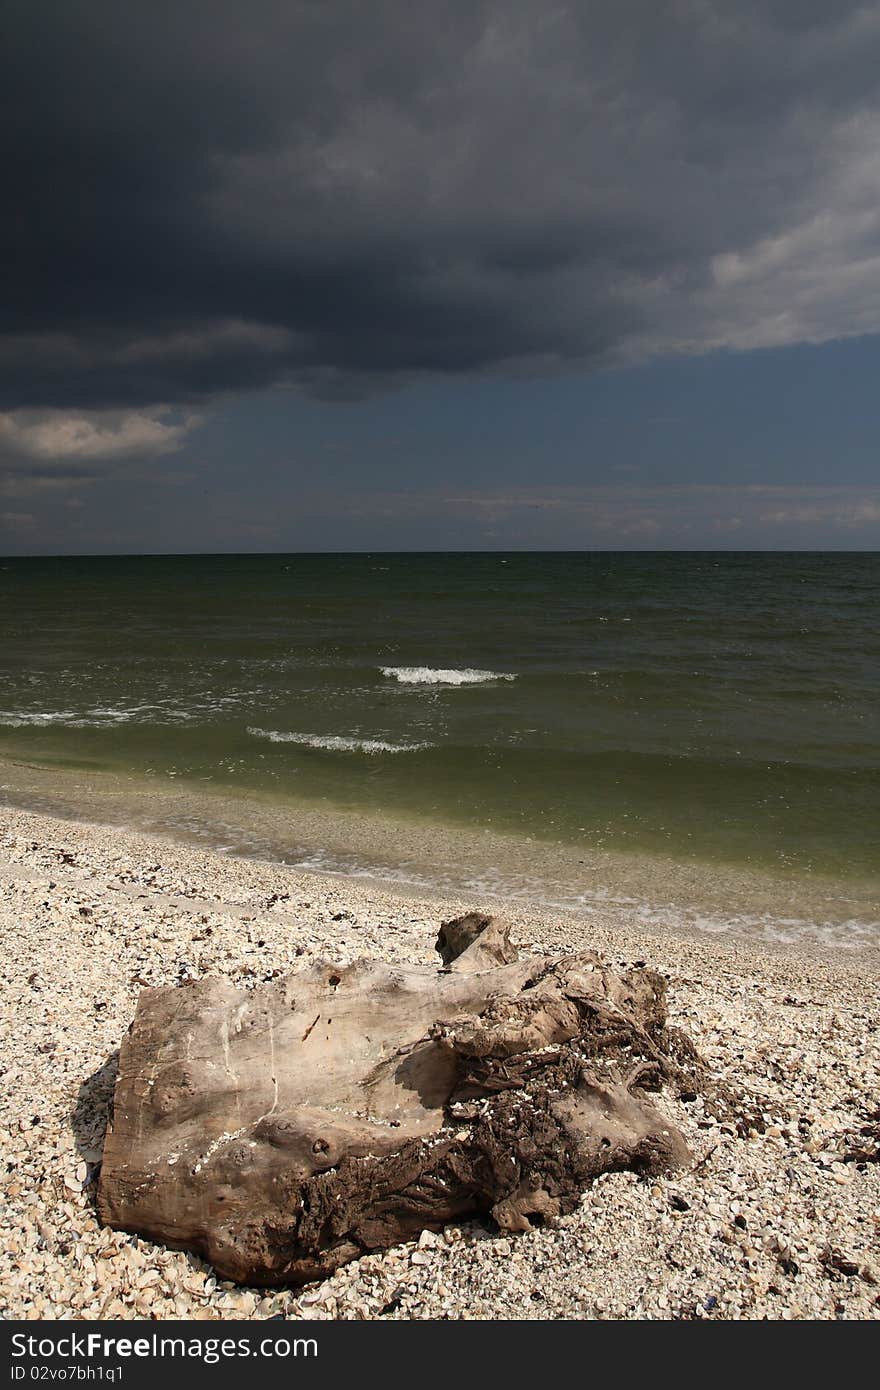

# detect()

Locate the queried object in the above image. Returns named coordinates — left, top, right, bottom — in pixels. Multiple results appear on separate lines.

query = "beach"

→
left=1, top=802, right=877, bottom=1321
left=5, top=0, right=880, bottom=1337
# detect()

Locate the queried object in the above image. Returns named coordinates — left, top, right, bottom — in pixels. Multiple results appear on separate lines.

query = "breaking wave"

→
left=0, top=710, right=79, bottom=727
left=380, top=666, right=515, bottom=686
left=0, top=705, right=194, bottom=727
left=246, top=727, right=432, bottom=754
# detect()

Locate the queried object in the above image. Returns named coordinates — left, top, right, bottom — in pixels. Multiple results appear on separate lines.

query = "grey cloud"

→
left=4, top=1, right=880, bottom=411
left=0, top=467, right=105, bottom=499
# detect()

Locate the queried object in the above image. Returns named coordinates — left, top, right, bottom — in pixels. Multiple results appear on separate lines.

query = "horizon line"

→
left=2, top=546, right=878, bottom=561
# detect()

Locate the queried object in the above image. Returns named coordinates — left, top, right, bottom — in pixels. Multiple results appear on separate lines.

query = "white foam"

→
left=0, top=704, right=193, bottom=728
left=0, top=710, right=78, bottom=727
left=246, top=727, right=432, bottom=754
left=380, top=666, right=515, bottom=686
left=78, top=704, right=194, bottom=725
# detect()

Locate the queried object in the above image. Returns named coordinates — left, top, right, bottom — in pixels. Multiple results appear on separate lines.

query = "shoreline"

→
left=1, top=802, right=878, bottom=1320
left=1, top=755, right=878, bottom=958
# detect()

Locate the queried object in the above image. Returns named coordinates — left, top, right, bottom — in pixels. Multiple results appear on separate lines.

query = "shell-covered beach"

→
left=1, top=805, right=877, bottom=1321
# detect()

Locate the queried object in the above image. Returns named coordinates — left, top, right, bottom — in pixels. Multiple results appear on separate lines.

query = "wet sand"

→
left=1, top=754, right=878, bottom=954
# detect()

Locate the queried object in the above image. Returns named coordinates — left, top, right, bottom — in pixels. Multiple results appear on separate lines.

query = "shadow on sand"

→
left=71, top=1050, right=119, bottom=1193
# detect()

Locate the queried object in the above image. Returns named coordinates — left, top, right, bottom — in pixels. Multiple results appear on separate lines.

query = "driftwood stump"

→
left=98, top=917, right=698, bottom=1285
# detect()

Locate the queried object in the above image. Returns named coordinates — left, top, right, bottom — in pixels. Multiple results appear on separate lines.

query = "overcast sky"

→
left=3, top=1, right=880, bottom=553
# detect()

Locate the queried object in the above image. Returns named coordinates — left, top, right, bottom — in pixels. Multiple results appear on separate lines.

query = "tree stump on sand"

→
left=98, top=916, right=699, bottom=1285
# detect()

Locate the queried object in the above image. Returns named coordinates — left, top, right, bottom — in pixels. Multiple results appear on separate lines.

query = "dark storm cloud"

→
left=4, top=0, right=880, bottom=413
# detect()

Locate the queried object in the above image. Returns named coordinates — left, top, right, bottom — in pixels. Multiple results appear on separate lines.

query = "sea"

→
left=1, top=551, right=877, bottom=948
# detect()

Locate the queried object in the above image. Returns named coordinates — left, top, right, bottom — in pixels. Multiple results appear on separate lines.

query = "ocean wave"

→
left=380, top=666, right=515, bottom=686
left=246, top=727, right=432, bottom=754
left=0, top=709, right=79, bottom=727
left=0, top=704, right=195, bottom=728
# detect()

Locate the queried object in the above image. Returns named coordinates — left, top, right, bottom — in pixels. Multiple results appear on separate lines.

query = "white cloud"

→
left=0, top=407, right=202, bottom=461
left=758, top=495, right=880, bottom=527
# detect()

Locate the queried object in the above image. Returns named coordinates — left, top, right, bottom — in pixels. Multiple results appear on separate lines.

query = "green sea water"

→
left=0, top=551, right=877, bottom=943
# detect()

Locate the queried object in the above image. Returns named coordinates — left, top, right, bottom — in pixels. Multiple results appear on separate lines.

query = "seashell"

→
left=299, top=1288, right=326, bottom=1305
